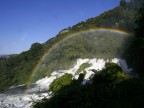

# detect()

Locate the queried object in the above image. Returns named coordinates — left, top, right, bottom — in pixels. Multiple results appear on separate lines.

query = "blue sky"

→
left=0, top=0, right=121, bottom=54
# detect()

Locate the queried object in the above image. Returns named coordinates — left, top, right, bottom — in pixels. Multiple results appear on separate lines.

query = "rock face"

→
left=0, top=58, right=132, bottom=108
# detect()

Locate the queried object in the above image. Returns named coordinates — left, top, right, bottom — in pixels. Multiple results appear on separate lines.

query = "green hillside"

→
left=0, top=1, right=140, bottom=90
left=32, top=29, right=134, bottom=82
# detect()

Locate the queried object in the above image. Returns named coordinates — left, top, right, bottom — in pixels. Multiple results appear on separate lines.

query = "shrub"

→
left=49, top=73, right=73, bottom=93
left=76, top=63, right=91, bottom=74
left=93, top=63, right=129, bottom=88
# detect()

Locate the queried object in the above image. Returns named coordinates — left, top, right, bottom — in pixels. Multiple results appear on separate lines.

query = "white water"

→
left=0, top=58, right=132, bottom=108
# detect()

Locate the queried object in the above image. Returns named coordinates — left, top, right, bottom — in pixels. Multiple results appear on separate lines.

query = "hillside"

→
left=0, top=1, right=138, bottom=90
left=32, top=29, right=134, bottom=82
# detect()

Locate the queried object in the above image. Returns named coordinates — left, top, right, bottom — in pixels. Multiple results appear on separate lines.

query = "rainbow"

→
left=26, top=28, right=131, bottom=89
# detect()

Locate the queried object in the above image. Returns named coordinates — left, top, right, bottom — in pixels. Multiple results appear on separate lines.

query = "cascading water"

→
left=0, top=58, right=132, bottom=108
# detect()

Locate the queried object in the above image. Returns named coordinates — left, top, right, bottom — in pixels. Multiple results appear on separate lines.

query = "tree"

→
left=135, top=4, right=144, bottom=39
left=49, top=73, right=73, bottom=93
left=126, top=5, right=144, bottom=76
left=120, top=0, right=126, bottom=6
left=30, top=42, right=43, bottom=50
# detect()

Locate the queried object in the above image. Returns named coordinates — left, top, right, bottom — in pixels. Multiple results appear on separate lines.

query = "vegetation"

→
left=36, top=30, right=134, bottom=80
left=76, top=63, right=91, bottom=74
left=0, top=1, right=141, bottom=90
left=120, top=0, right=126, bottom=7
left=32, top=63, right=144, bottom=108
left=135, top=4, right=144, bottom=39
left=125, top=4, right=144, bottom=77
left=49, top=73, right=73, bottom=93
left=0, top=42, right=44, bottom=90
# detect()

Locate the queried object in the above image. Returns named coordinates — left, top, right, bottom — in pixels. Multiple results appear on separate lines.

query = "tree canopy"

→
left=135, top=5, right=144, bottom=39
left=120, top=0, right=126, bottom=6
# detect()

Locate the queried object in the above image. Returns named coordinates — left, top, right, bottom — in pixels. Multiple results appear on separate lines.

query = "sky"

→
left=0, top=0, right=121, bottom=55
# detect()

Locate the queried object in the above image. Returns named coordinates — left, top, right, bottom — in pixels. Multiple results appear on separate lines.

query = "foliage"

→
left=135, top=5, right=144, bottom=39
left=49, top=73, right=73, bottom=93
left=93, top=63, right=129, bottom=87
left=69, top=5, right=136, bottom=32
left=38, top=30, right=134, bottom=79
left=120, top=0, right=126, bottom=7
left=0, top=1, right=139, bottom=90
left=125, top=5, right=144, bottom=77
left=0, top=42, right=44, bottom=90
left=32, top=63, right=144, bottom=108
left=76, top=63, right=91, bottom=74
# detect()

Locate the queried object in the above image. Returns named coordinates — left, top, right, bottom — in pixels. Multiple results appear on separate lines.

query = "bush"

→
left=33, top=63, right=139, bottom=108
left=76, top=63, right=91, bottom=74
left=49, top=73, right=73, bottom=93
left=93, top=63, right=129, bottom=86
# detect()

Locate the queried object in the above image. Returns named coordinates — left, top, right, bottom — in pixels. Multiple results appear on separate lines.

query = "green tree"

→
left=49, top=73, right=73, bottom=93
left=30, top=42, right=43, bottom=50
left=135, top=5, right=144, bottom=39
left=126, top=5, right=144, bottom=76
left=120, top=0, right=126, bottom=6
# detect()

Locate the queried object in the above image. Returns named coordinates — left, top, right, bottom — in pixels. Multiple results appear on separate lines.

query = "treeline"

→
left=0, top=43, right=44, bottom=90
left=126, top=3, right=144, bottom=77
